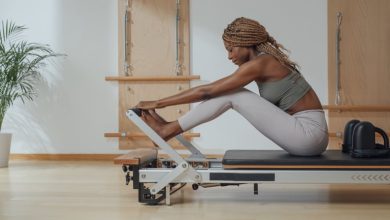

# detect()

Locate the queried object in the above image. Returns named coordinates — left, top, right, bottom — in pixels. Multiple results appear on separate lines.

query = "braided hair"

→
left=222, top=17, right=299, bottom=71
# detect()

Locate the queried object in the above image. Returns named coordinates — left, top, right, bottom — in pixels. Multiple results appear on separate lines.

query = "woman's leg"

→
left=177, top=88, right=328, bottom=156
left=140, top=110, right=183, bottom=140
left=142, top=88, right=328, bottom=155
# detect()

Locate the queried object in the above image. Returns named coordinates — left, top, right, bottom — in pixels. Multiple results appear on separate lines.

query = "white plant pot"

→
left=0, top=133, right=12, bottom=168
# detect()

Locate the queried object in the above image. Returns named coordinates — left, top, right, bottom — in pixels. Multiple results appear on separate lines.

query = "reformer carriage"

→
left=115, top=109, right=390, bottom=205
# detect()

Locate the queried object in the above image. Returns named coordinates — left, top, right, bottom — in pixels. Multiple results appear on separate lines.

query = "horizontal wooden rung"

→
left=323, top=105, right=390, bottom=112
left=105, top=132, right=200, bottom=139
left=105, top=75, right=200, bottom=81
left=328, top=132, right=390, bottom=138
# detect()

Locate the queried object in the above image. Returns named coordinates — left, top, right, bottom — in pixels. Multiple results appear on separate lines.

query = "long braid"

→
left=222, top=17, right=299, bottom=71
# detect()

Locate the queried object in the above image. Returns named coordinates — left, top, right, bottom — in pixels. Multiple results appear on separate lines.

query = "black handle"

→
left=130, top=108, right=143, bottom=117
left=375, top=126, right=389, bottom=148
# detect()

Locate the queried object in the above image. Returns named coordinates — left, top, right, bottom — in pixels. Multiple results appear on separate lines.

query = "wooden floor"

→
left=1, top=160, right=390, bottom=220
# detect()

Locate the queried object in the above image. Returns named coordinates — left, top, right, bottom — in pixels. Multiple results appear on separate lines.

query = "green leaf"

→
left=0, top=20, right=64, bottom=129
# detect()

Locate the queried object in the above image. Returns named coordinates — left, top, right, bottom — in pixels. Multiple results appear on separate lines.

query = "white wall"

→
left=0, top=0, right=327, bottom=154
left=0, top=0, right=120, bottom=153
left=189, top=0, right=327, bottom=153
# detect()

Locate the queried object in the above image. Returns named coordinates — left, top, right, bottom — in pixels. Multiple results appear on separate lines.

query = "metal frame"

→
left=126, top=109, right=202, bottom=196
left=335, top=12, right=343, bottom=105
left=139, top=169, right=390, bottom=184
left=125, top=109, right=390, bottom=205
left=175, top=0, right=182, bottom=76
left=123, top=0, right=133, bottom=76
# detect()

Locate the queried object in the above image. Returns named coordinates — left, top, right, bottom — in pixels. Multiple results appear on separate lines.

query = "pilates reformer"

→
left=115, top=108, right=390, bottom=205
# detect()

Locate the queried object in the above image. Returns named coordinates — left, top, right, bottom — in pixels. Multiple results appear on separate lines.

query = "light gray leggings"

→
left=178, top=88, right=329, bottom=156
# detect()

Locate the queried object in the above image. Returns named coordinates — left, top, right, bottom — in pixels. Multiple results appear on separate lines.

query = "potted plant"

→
left=0, top=21, right=62, bottom=167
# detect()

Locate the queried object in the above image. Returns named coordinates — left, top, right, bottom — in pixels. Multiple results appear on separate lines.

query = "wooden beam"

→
left=105, top=75, right=200, bottom=82
left=328, top=132, right=390, bottom=138
left=323, top=105, right=390, bottom=112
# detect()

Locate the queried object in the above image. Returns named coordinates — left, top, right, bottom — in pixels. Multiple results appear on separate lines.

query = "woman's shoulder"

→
left=252, top=53, right=276, bottom=67
left=241, top=55, right=268, bottom=73
left=252, top=56, right=292, bottom=82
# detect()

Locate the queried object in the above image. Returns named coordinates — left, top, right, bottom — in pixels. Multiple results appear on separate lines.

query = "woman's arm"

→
left=136, top=58, right=264, bottom=109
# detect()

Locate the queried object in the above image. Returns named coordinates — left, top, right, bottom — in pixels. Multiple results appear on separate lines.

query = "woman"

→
left=135, top=17, right=328, bottom=156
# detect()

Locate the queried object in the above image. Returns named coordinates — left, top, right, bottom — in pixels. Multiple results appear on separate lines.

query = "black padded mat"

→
left=222, top=150, right=390, bottom=169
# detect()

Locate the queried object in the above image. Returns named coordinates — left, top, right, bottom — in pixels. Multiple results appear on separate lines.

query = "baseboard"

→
left=9, top=153, right=224, bottom=161
left=9, top=154, right=121, bottom=161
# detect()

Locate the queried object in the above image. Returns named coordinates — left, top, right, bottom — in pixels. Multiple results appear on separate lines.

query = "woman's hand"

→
left=135, top=101, right=160, bottom=110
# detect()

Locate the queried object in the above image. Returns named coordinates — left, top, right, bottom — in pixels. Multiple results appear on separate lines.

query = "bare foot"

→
left=140, top=110, right=184, bottom=142
left=141, top=110, right=169, bottom=140
left=148, top=109, right=168, bottom=124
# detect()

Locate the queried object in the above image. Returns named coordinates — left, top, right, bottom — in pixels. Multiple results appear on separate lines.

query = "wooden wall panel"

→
left=117, top=0, right=191, bottom=149
left=119, top=83, right=190, bottom=148
left=328, top=0, right=390, bottom=149
left=131, top=0, right=182, bottom=75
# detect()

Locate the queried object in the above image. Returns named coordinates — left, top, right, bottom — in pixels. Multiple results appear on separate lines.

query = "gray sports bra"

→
left=256, top=70, right=311, bottom=111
